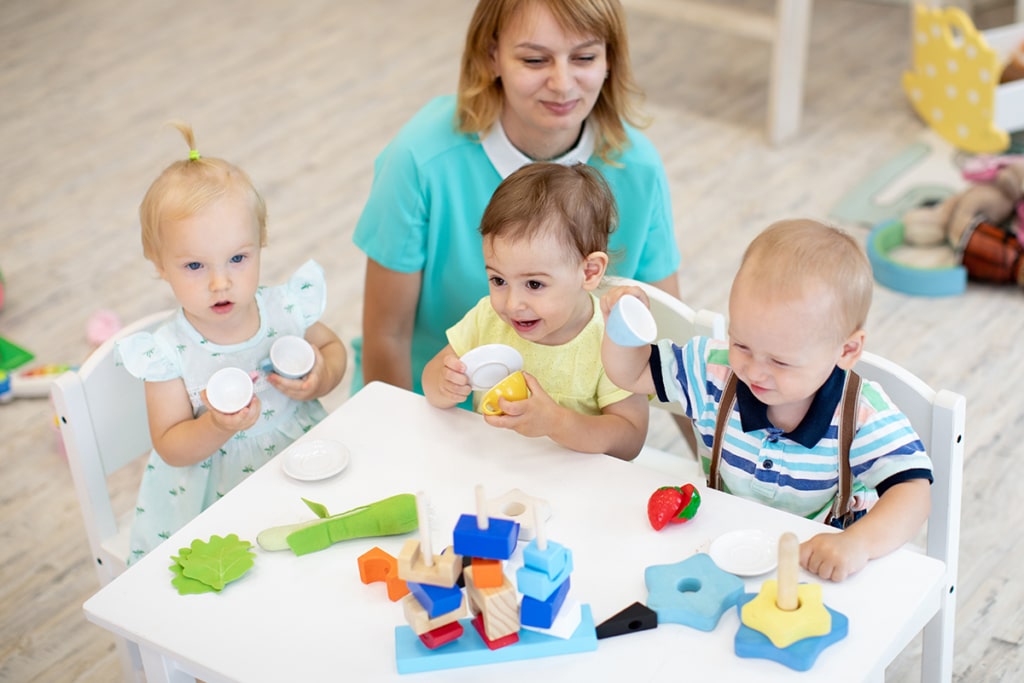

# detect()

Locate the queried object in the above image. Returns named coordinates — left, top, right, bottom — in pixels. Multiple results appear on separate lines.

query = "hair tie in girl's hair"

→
left=189, top=149, right=201, bottom=161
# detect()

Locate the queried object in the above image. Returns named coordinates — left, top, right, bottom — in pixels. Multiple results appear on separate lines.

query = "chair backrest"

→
left=854, top=350, right=965, bottom=683
left=51, top=310, right=171, bottom=586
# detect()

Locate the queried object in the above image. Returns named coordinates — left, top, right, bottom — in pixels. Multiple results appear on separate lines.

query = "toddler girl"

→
left=117, top=123, right=347, bottom=563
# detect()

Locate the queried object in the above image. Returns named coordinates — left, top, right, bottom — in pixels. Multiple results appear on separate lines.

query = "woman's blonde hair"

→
left=139, top=122, right=267, bottom=263
left=736, top=219, right=874, bottom=341
left=456, top=0, right=646, bottom=163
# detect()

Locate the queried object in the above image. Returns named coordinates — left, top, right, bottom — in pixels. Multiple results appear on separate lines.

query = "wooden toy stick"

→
left=475, top=484, right=489, bottom=530
left=532, top=497, right=547, bottom=551
left=416, top=491, right=434, bottom=567
left=776, top=532, right=799, bottom=611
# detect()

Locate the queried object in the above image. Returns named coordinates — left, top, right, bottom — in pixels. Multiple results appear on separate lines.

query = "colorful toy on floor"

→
left=392, top=485, right=597, bottom=674
left=646, top=483, right=701, bottom=530
left=734, top=532, right=848, bottom=671
left=1, top=364, right=77, bottom=403
left=256, top=493, right=418, bottom=555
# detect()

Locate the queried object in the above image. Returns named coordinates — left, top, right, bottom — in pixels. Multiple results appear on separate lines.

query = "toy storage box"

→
left=987, top=22, right=1024, bottom=133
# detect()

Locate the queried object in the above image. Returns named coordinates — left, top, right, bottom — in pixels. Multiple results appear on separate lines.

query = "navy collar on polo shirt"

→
left=735, top=366, right=847, bottom=448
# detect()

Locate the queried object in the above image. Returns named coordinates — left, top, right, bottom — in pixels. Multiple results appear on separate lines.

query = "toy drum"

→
left=959, top=221, right=1024, bottom=285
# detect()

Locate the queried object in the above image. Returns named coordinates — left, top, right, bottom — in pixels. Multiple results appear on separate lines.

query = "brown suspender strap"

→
left=708, top=371, right=738, bottom=491
left=709, top=370, right=863, bottom=528
left=825, top=370, right=862, bottom=527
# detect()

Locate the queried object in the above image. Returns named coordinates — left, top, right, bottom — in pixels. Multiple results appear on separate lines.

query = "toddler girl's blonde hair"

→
left=737, top=219, right=874, bottom=342
left=139, top=122, right=267, bottom=263
left=456, top=0, right=646, bottom=163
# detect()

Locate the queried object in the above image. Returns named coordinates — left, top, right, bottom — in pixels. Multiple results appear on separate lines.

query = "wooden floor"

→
left=1, top=1, right=1022, bottom=680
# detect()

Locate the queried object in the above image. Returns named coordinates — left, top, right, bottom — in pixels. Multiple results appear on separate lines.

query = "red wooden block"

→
left=471, top=613, right=520, bottom=650
left=418, top=620, right=465, bottom=649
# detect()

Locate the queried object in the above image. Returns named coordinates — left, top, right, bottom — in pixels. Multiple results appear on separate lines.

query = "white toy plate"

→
left=460, top=344, right=524, bottom=391
left=282, top=440, right=351, bottom=482
left=708, top=529, right=778, bottom=577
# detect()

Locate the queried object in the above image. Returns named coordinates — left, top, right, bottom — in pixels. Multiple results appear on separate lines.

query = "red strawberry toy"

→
left=647, top=483, right=701, bottom=531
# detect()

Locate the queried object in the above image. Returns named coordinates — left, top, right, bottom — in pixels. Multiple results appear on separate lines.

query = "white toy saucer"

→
left=708, top=529, right=778, bottom=577
left=282, top=439, right=351, bottom=482
left=460, top=344, right=524, bottom=391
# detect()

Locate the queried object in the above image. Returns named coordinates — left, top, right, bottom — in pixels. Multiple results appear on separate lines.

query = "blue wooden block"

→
left=521, top=576, right=571, bottom=629
left=522, top=539, right=571, bottom=578
left=644, top=552, right=744, bottom=632
left=395, top=603, right=598, bottom=674
left=452, top=514, right=519, bottom=560
left=407, top=581, right=465, bottom=619
left=734, top=593, right=849, bottom=672
left=516, top=554, right=573, bottom=602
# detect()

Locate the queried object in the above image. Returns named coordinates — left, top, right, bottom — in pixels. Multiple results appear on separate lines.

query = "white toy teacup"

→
left=206, top=367, right=255, bottom=414
left=270, top=335, right=315, bottom=379
left=606, top=294, right=657, bottom=347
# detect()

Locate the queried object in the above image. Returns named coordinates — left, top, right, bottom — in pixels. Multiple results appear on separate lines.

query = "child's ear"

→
left=837, top=329, right=866, bottom=370
left=581, top=251, right=609, bottom=291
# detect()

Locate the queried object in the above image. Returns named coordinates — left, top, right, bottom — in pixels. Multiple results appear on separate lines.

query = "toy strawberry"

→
left=647, top=484, right=701, bottom=531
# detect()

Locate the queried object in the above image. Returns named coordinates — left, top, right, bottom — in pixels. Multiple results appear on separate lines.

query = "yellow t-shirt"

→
left=446, top=295, right=633, bottom=415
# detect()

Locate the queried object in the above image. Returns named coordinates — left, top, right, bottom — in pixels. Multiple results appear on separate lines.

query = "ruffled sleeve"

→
left=283, top=259, right=327, bottom=329
left=115, top=331, right=182, bottom=382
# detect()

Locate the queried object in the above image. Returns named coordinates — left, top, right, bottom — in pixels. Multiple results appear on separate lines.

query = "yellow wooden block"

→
left=397, top=540, right=462, bottom=588
left=740, top=579, right=831, bottom=649
left=464, top=566, right=520, bottom=640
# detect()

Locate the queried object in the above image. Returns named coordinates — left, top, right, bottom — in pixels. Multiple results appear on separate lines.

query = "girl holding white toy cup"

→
left=116, top=122, right=347, bottom=564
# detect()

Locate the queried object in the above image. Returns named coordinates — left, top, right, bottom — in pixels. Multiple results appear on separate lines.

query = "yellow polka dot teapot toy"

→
left=902, top=5, right=1010, bottom=154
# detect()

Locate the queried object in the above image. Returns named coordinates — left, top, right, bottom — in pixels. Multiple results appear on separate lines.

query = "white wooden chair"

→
left=854, top=351, right=965, bottom=683
left=622, top=0, right=813, bottom=144
left=51, top=309, right=172, bottom=683
left=598, top=276, right=726, bottom=480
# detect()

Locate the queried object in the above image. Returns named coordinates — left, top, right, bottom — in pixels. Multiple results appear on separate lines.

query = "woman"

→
left=353, top=0, right=681, bottom=397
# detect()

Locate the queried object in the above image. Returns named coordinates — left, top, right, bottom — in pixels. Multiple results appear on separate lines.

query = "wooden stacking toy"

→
left=733, top=532, right=849, bottom=671
left=390, top=485, right=598, bottom=674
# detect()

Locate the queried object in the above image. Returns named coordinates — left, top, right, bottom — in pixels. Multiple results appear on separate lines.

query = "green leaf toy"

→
left=169, top=534, right=256, bottom=595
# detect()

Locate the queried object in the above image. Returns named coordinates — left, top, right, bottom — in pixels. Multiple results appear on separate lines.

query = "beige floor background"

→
left=1, top=1, right=1022, bottom=680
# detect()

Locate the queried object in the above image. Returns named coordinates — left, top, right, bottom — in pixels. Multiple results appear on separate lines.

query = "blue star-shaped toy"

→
left=644, top=553, right=744, bottom=631
left=733, top=592, right=849, bottom=671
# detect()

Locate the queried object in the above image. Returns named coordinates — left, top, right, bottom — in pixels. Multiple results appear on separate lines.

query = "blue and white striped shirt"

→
left=651, top=337, right=932, bottom=522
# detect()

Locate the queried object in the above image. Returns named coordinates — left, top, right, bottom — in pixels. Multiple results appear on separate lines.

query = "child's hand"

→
left=799, top=531, right=870, bottom=582
left=599, top=285, right=649, bottom=322
left=201, top=391, right=262, bottom=433
left=483, top=372, right=556, bottom=437
left=436, top=354, right=473, bottom=406
left=268, top=343, right=327, bottom=401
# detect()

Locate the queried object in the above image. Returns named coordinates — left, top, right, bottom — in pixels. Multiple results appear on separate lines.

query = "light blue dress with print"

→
left=116, top=260, right=329, bottom=564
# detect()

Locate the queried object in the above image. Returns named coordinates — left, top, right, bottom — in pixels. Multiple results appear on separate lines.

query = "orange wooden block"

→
left=470, top=557, right=504, bottom=589
left=357, top=546, right=409, bottom=601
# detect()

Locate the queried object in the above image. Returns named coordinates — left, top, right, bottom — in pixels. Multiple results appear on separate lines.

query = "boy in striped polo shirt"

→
left=601, top=219, right=932, bottom=582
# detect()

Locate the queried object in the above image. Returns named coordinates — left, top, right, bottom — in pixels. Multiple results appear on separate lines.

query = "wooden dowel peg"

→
left=776, top=532, right=799, bottom=611
left=416, top=491, right=433, bottom=567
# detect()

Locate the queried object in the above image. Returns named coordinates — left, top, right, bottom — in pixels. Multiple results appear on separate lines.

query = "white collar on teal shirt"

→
left=481, top=116, right=595, bottom=179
